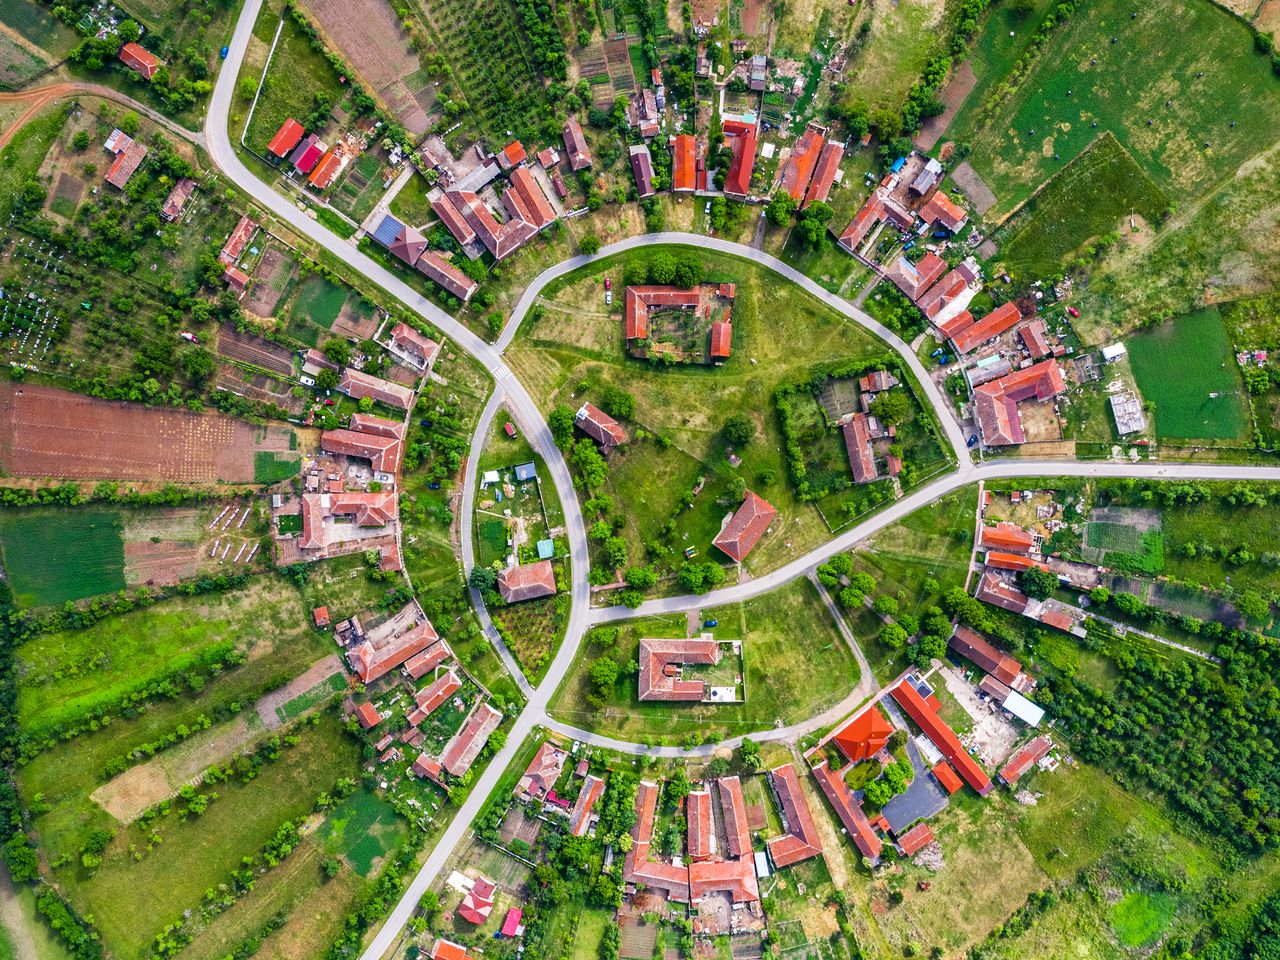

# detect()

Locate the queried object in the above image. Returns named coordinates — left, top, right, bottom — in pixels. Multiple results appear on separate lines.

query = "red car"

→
left=604, top=277, right=612, bottom=290
left=324, top=398, right=335, bottom=406
left=1067, top=306, right=1080, bottom=318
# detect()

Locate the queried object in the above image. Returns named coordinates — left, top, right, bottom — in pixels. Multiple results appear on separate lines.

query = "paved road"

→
left=201, top=7, right=1280, bottom=955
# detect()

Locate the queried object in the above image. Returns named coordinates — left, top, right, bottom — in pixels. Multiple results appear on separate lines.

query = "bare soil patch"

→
left=217, top=323, right=296, bottom=376
left=214, top=365, right=306, bottom=415
left=247, top=247, right=297, bottom=317
left=124, top=539, right=200, bottom=585
left=255, top=655, right=345, bottom=730
left=1257, top=0, right=1280, bottom=31
left=329, top=300, right=379, bottom=340
left=0, top=382, right=263, bottom=482
left=951, top=160, right=997, bottom=216
left=916, top=61, right=975, bottom=152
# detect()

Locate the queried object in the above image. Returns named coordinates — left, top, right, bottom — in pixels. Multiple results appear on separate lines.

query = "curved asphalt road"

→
left=203, top=8, right=1280, bottom=957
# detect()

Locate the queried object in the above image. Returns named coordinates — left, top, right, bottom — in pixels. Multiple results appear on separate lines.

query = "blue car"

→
left=967, top=435, right=978, bottom=448
left=704, top=619, right=718, bottom=628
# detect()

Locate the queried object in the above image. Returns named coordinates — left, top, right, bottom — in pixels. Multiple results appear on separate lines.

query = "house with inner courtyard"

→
left=637, top=635, right=741, bottom=702
left=972, top=359, right=1067, bottom=447
left=346, top=601, right=440, bottom=684
left=623, top=284, right=735, bottom=364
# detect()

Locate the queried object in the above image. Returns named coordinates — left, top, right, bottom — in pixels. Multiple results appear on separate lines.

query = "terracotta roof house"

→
left=624, top=286, right=699, bottom=341
left=937, top=309, right=975, bottom=342
left=688, top=789, right=714, bottom=860
left=386, top=223, right=428, bottom=265
left=842, top=413, right=877, bottom=485
left=441, top=702, right=503, bottom=776
left=501, top=140, right=527, bottom=169
left=347, top=613, right=439, bottom=684
left=389, top=322, right=441, bottom=369
left=458, top=876, right=496, bottom=925
left=407, top=669, right=462, bottom=726
left=887, top=252, right=948, bottom=302
left=891, top=678, right=993, bottom=796
left=931, top=761, right=963, bottom=795
left=348, top=411, right=407, bottom=440
left=709, top=321, right=732, bottom=359
left=766, top=763, right=824, bottom=868
left=638, top=637, right=720, bottom=701
left=998, top=735, right=1052, bottom=786
left=812, top=759, right=881, bottom=862
left=949, top=626, right=1025, bottom=687
left=308, top=148, right=345, bottom=190
left=268, top=118, right=305, bottom=158
left=838, top=195, right=885, bottom=254
left=403, top=640, right=452, bottom=679
left=717, top=776, right=752, bottom=858
left=161, top=177, right=196, bottom=220
left=688, top=856, right=759, bottom=904
left=1021, top=319, right=1051, bottom=359
left=917, top=268, right=971, bottom=322
left=417, top=250, right=478, bottom=302
left=895, top=822, right=935, bottom=856
left=537, top=146, right=559, bottom=169
left=321, top=428, right=402, bottom=473
left=974, top=571, right=1030, bottom=614
left=290, top=134, right=324, bottom=174
left=722, top=120, right=757, bottom=199
left=973, top=359, right=1066, bottom=446
left=574, top=402, right=627, bottom=450
left=804, top=141, right=844, bottom=208
left=218, top=215, right=258, bottom=265
left=979, top=521, right=1035, bottom=554
left=630, top=144, right=656, bottom=199
left=313, top=606, right=331, bottom=628
left=515, top=741, right=568, bottom=802
left=433, top=939, right=470, bottom=960
left=119, top=42, right=161, bottom=79
left=832, top=705, right=893, bottom=763
left=223, top=266, right=250, bottom=294
left=506, top=167, right=556, bottom=229
left=105, top=141, right=148, bottom=189
left=672, top=134, right=697, bottom=192
left=339, top=368, right=415, bottom=410
left=712, top=491, right=777, bottom=563
left=412, top=753, right=446, bottom=785
left=917, top=191, right=968, bottom=233
left=625, top=780, right=692, bottom=901
left=447, top=189, right=536, bottom=260
left=562, top=117, right=592, bottom=170
left=433, top=193, right=477, bottom=246
left=497, top=560, right=557, bottom=603
left=951, top=301, right=1021, bottom=354
left=569, top=774, right=605, bottom=836
left=355, top=702, right=382, bottom=729
left=778, top=126, right=825, bottom=201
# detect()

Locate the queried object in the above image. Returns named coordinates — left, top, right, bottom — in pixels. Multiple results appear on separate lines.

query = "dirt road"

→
left=0, top=81, right=201, bottom=150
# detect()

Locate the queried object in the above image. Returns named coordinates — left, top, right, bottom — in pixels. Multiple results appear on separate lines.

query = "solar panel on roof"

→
left=372, top=214, right=404, bottom=248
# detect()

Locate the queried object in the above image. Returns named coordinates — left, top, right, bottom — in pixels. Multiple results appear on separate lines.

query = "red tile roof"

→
left=709, top=321, right=732, bottom=358
left=766, top=763, right=824, bottom=868
left=624, top=286, right=699, bottom=340
left=931, top=761, right=963, bottom=795
left=223, top=266, right=250, bottom=293
left=718, top=776, right=752, bottom=858
left=161, top=177, right=196, bottom=220
left=575, top=402, right=627, bottom=449
left=433, top=939, right=470, bottom=960
left=979, top=522, right=1035, bottom=553
left=1020, top=319, right=1051, bottom=359
left=804, top=141, right=843, bottom=208
left=408, top=669, right=461, bottom=725
left=688, top=856, right=759, bottom=903
left=389, top=322, right=441, bottom=367
left=917, top=191, right=968, bottom=233
left=985, top=550, right=1049, bottom=574
left=712, top=491, right=776, bottom=563
left=832, top=705, right=893, bottom=764
left=440, top=702, right=503, bottom=776
left=936, top=309, right=975, bottom=340
left=842, top=413, right=877, bottom=485
left=951, top=301, right=1021, bottom=354
left=413, top=753, right=445, bottom=784
left=356, top=702, right=381, bottom=729
left=638, top=637, right=719, bottom=701
left=998, top=735, right=1052, bottom=786
left=896, top=822, right=935, bottom=856
left=688, top=789, right=714, bottom=860
left=672, top=134, right=697, bottom=192
left=105, top=140, right=148, bottom=189
left=503, top=141, right=527, bottom=166
left=119, top=42, right=160, bottom=79
left=434, top=193, right=477, bottom=246
left=313, top=606, right=330, bottom=627
left=838, top=194, right=885, bottom=253
left=625, top=780, right=692, bottom=901
left=268, top=119, right=305, bottom=158
left=321, top=428, right=402, bottom=473
left=508, top=167, right=556, bottom=229
left=918, top=269, right=970, bottom=321
left=974, top=571, right=1030, bottom=614
left=812, top=759, right=881, bottom=861
left=973, top=359, right=1066, bottom=446
left=348, top=411, right=406, bottom=440
left=219, top=215, right=258, bottom=265
left=569, top=774, right=605, bottom=836
left=563, top=117, right=592, bottom=170
left=779, top=127, right=825, bottom=201
left=723, top=122, right=757, bottom=199
left=887, top=252, right=948, bottom=302
left=403, top=640, right=452, bottom=679
left=347, top=615, right=439, bottom=684
left=447, top=189, right=537, bottom=260
left=515, top=741, right=567, bottom=801
left=890, top=679, right=993, bottom=796
left=497, top=560, right=557, bottom=603
left=308, top=149, right=344, bottom=189
left=340, top=368, right=415, bottom=410
left=417, top=250, right=478, bottom=302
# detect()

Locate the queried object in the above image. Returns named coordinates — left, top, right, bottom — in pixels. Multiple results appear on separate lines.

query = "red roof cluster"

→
left=890, top=678, right=993, bottom=796
left=917, top=191, right=968, bottom=233
left=778, top=126, right=825, bottom=201
left=638, top=637, right=719, bottom=701
left=949, top=301, right=1022, bottom=355
left=766, top=763, right=824, bottom=868
left=886, top=252, right=947, bottom=301
left=321, top=427, right=402, bottom=474
left=812, top=759, right=881, bottom=861
left=624, top=286, right=699, bottom=340
left=347, top=610, right=439, bottom=684
left=713, top=491, right=777, bottom=563
left=515, top=741, right=567, bottom=802
left=973, top=359, right=1066, bottom=447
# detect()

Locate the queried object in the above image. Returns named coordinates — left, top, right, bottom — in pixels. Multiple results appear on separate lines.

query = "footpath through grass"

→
left=548, top=578, right=858, bottom=743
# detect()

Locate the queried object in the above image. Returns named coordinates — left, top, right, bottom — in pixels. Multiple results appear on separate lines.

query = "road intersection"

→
left=196, top=10, right=1280, bottom=957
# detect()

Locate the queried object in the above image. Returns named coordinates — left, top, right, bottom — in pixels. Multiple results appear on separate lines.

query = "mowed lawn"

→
left=995, top=133, right=1169, bottom=278
left=958, top=0, right=1280, bottom=217
left=17, top=577, right=311, bottom=739
left=1126, top=307, right=1248, bottom=442
left=0, top=507, right=126, bottom=608
left=548, top=578, right=859, bottom=741
left=508, top=247, right=894, bottom=575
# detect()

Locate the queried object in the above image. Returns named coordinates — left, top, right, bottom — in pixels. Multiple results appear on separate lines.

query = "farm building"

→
left=712, top=491, right=777, bottom=563
left=778, top=126, right=825, bottom=202
left=339, top=368, right=415, bottom=410
left=574, top=402, right=627, bottom=451
left=440, top=701, right=503, bottom=776
left=766, top=763, right=823, bottom=868
left=119, top=42, right=161, bottom=79
left=804, top=141, right=844, bottom=208
left=812, top=759, right=882, bottom=862
left=104, top=132, right=148, bottom=190
left=496, top=560, right=557, bottom=603
left=416, top=251, right=478, bottom=302
left=887, top=252, right=947, bottom=302
left=950, top=302, right=1022, bottom=355
left=562, top=117, right=592, bottom=171
left=973, top=360, right=1066, bottom=447
left=890, top=676, right=993, bottom=796
left=406, top=670, right=462, bottom=726
left=630, top=145, right=656, bottom=199
left=637, top=636, right=721, bottom=701
left=998, top=735, right=1052, bottom=786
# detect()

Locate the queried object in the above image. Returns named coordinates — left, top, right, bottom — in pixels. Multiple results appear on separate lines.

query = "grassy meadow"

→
left=0, top=507, right=126, bottom=608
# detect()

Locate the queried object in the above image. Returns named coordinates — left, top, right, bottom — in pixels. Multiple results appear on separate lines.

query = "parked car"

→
left=704, top=619, right=718, bottom=628
left=1067, top=306, right=1080, bottom=318
left=604, top=277, right=612, bottom=290
left=605, top=290, right=613, bottom=305
left=967, top=435, right=978, bottom=447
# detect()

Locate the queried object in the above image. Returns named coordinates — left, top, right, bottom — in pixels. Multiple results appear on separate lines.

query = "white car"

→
left=605, top=290, right=613, bottom=306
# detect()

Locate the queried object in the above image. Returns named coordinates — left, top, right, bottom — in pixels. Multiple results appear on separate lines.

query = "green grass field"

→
left=389, top=171, right=437, bottom=226
left=276, top=671, right=346, bottom=722
left=1127, top=307, right=1248, bottom=441
left=548, top=578, right=858, bottom=742
left=254, top=450, right=301, bottom=483
left=17, top=577, right=310, bottom=739
left=292, top=274, right=349, bottom=328
left=0, top=507, right=126, bottom=608
left=317, top=787, right=407, bottom=877
left=0, top=0, right=77, bottom=54
left=995, top=133, right=1169, bottom=277
left=956, top=0, right=1280, bottom=217
left=0, top=103, right=65, bottom=222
